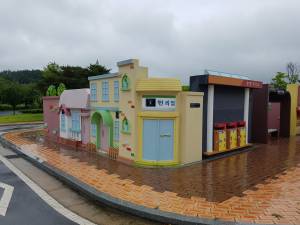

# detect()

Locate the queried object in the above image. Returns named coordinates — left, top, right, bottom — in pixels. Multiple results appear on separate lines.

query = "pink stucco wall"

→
left=81, top=112, right=90, bottom=144
left=268, top=102, right=280, bottom=130
left=43, top=96, right=60, bottom=140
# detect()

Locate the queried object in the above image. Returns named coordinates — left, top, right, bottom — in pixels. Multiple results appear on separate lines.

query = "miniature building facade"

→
left=42, top=59, right=279, bottom=165
left=88, top=59, right=204, bottom=166
left=42, top=96, right=60, bottom=141
left=252, top=84, right=291, bottom=143
left=190, top=71, right=262, bottom=155
left=58, top=89, right=90, bottom=145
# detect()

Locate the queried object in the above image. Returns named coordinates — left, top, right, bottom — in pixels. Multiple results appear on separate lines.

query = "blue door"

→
left=142, top=119, right=174, bottom=162
left=158, top=120, right=174, bottom=160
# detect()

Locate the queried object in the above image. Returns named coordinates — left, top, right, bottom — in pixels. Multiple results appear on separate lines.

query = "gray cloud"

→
left=0, top=0, right=299, bottom=83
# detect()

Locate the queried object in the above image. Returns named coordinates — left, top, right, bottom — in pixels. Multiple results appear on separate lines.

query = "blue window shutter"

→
left=72, top=111, right=80, bottom=132
left=77, top=113, right=80, bottom=131
left=101, top=82, right=105, bottom=101
left=102, top=80, right=109, bottom=102
left=60, top=114, right=65, bottom=131
left=114, top=81, right=119, bottom=102
left=72, top=113, right=76, bottom=130
left=91, top=124, right=96, bottom=137
left=114, top=120, right=119, bottom=141
left=90, top=83, right=97, bottom=101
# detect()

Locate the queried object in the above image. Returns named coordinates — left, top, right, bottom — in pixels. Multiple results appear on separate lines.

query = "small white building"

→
left=59, top=89, right=90, bottom=144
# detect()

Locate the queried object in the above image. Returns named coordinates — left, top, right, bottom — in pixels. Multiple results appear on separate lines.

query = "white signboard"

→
left=142, top=97, right=176, bottom=111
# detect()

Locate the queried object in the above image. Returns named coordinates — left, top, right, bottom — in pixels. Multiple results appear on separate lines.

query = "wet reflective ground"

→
left=22, top=131, right=300, bottom=203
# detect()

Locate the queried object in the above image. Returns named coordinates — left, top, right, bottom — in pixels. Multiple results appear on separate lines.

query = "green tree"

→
left=46, top=85, right=57, bottom=96
left=57, top=83, right=66, bottom=96
left=39, top=60, right=110, bottom=94
left=88, top=59, right=110, bottom=76
left=1, top=83, right=24, bottom=114
left=286, top=62, right=299, bottom=84
left=0, top=69, right=42, bottom=84
left=38, top=62, right=62, bottom=93
left=0, top=77, right=10, bottom=103
left=271, top=72, right=288, bottom=90
left=22, top=84, right=41, bottom=108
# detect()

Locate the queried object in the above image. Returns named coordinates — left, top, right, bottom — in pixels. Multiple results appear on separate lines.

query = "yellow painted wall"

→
left=88, top=59, right=205, bottom=166
left=118, top=60, right=148, bottom=160
left=135, top=91, right=204, bottom=166
left=287, top=84, right=299, bottom=136
left=179, top=92, right=203, bottom=164
left=90, top=77, right=120, bottom=109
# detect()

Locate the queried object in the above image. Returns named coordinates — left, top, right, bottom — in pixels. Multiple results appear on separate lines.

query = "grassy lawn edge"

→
left=0, top=113, right=43, bottom=124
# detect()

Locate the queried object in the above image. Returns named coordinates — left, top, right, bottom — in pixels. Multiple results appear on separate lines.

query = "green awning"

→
left=91, top=110, right=113, bottom=127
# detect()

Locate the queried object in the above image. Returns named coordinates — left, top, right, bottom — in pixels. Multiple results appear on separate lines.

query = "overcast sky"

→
left=1, top=0, right=300, bottom=83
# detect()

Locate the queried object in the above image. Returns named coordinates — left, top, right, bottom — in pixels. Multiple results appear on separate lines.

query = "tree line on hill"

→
left=0, top=60, right=110, bottom=114
left=0, top=60, right=298, bottom=114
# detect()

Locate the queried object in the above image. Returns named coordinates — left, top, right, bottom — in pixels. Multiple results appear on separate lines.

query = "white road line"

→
left=0, top=182, right=14, bottom=216
left=0, top=154, right=96, bottom=225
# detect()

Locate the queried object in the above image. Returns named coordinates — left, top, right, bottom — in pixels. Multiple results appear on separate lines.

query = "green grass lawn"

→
left=0, top=113, right=43, bottom=124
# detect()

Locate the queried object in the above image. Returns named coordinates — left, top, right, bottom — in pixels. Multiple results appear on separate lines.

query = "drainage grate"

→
left=4, top=154, right=21, bottom=159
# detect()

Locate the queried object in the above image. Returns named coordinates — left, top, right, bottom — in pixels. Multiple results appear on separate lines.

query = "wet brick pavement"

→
left=3, top=130, right=300, bottom=224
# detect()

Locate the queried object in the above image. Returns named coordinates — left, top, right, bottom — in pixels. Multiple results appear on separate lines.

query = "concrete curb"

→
left=0, top=122, right=44, bottom=127
left=0, top=134, right=265, bottom=225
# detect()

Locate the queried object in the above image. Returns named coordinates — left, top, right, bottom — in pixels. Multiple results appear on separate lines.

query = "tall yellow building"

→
left=88, top=59, right=204, bottom=166
left=287, top=84, right=300, bottom=136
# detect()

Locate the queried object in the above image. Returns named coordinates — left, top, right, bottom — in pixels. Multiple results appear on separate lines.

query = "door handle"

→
left=160, top=134, right=171, bottom=137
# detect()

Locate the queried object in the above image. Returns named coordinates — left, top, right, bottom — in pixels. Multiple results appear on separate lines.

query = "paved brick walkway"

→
left=4, top=130, right=300, bottom=224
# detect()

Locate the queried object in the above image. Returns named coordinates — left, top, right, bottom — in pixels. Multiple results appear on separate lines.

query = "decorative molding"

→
left=88, top=73, right=119, bottom=81
left=91, top=106, right=119, bottom=112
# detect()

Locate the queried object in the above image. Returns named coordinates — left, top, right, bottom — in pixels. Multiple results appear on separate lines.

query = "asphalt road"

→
left=0, top=160, right=78, bottom=225
left=0, top=124, right=160, bottom=225
left=0, top=124, right=43, bottom=133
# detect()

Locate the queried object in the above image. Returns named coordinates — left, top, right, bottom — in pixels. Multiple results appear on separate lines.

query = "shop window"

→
left=102, top=80, right=109, bottom=102
left=121, top=74, right=130, bottom=91
left=121, top=118, right=130, bottom=133
left=90, top=83, right=97, bottom=101
left=114, top=80, right=119, bottom=102
left=114, top=120, right=120, bottom=141
left=71, top=111, right=80, bottom=131
left=60, top=113, right=66, bottom=132
left=91, top=123, right=97, bottom=137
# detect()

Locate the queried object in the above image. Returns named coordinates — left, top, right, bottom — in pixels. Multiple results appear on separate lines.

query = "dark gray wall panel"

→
left=213, top=86, right=245, bottom=123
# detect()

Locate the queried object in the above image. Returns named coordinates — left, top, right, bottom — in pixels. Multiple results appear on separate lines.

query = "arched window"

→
left=122, top=117, right=130, bottom=133
left=121, top=74, right=130, bottom=91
